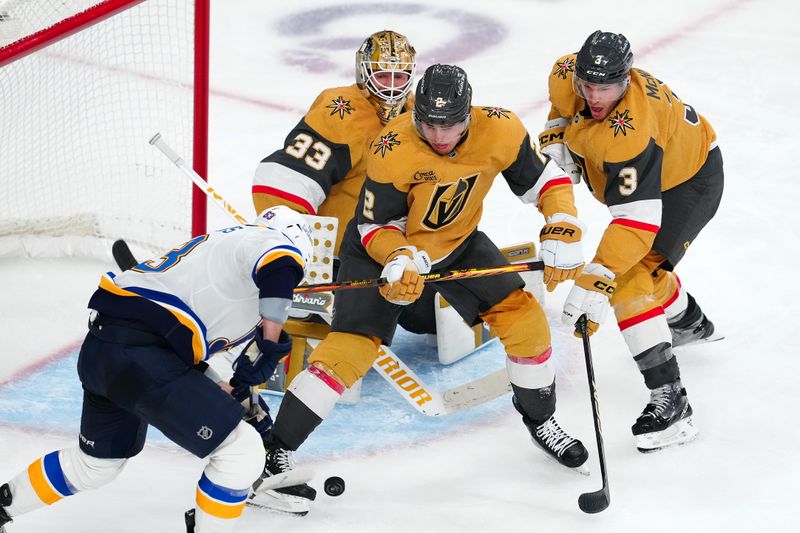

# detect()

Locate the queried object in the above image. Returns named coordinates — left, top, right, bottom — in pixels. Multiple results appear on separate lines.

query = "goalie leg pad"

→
left=434, top=293, right=484, bottom=365
left=479, top=289, right=550, bottom=358
left=307, top=332, right=381, bottom=388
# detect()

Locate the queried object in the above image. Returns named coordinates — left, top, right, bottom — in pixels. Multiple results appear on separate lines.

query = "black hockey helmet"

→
left=575, top=30, right=634, bottom=85
left=413, top=64, right=472, bottom=127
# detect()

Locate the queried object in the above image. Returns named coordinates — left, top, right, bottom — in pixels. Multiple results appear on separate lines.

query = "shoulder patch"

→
left=608, top=109, right=635, bottom=137
left=372, top=130, right=401, bottom=157
left=481, top=106, right=511, bottom=119
left=552, top=57, right=575, bottom=79
left=325, top=96, right=355, bottom=119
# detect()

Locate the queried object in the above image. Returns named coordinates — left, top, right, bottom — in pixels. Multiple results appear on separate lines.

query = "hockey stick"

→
left=148, top=133, right=511, bottom=417
left=149, top=132, right=261, bottom=413
left=576, top=315, right=610, bottom=513
left=293, top=261, right=544, bottom=294
left=149, top=133, right=248, bottom=225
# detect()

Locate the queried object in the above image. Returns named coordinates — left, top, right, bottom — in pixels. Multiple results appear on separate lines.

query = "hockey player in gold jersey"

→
left=540, top=31, right=724, bottom=452
left=257, top=64, right=592, bottom=487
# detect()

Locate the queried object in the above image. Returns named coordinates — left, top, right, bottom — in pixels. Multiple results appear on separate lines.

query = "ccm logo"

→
left=540, top=226, right=576, bottom=238
left=593, top=280, right=615, bottom=294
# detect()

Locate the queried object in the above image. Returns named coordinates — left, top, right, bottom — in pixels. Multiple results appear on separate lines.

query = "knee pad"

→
left=611, top=263, right=660, bottom=323
left=204, top=421, right=264, bottom=490
left=59, top=447, right=127, bottom=492
left=307, top=332, right=381, bottom=388
left=479, top=289, right=550, bottom=358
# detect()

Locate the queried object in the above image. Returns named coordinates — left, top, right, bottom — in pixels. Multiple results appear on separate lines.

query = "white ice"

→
left=2, top=0, right=800, bottom=531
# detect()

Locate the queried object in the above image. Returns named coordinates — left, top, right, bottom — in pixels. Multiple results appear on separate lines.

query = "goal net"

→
left=0, top=0, right=208, bottom=260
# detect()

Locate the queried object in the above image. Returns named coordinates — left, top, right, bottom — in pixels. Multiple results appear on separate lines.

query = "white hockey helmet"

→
left=254, top=206, right=314, bottom=268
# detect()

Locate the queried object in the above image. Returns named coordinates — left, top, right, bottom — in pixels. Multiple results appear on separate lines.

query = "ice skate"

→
left=514, top=398, right=589, bottom=474
left=632, top=380, right=699, bottom=452
left=247, top=444, right=316, bottom=516
left=184, top=508, right=195, bottom=533
left=669, top=294, right=722, bottom=348
left=1, top=483, right=12, bottom=532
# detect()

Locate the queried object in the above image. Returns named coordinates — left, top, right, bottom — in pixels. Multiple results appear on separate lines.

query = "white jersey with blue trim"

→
left=96, top=224, right=304, bottom=363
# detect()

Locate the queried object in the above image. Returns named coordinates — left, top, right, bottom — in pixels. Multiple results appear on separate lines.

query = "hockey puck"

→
left=324, top=476, right=345, bottom=497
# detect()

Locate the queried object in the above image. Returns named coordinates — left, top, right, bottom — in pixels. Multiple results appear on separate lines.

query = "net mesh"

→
left=0, top=0, right=200, bottom=259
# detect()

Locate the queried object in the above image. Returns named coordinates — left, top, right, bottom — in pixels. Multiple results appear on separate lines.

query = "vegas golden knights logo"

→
left=422, top=175, right=478, bottom=230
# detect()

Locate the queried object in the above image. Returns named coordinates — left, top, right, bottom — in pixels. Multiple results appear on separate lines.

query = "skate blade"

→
left=673, top=334, right=725, bottom=349
left=636, top=417, right=699, bottom=453
left=255, top=466, right=314, bottom=491
left=247, top=489, right=312, bottom=516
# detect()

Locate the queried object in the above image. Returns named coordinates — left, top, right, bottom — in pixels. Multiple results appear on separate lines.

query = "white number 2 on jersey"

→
left=285, top=133, right=332, bottom=171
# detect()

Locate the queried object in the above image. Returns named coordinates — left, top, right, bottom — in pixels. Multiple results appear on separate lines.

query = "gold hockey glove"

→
left=540, top=213, right=586, bottom=292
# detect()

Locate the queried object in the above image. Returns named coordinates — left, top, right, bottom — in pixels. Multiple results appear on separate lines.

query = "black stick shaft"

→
left=578, top=315, right=610, bottom=512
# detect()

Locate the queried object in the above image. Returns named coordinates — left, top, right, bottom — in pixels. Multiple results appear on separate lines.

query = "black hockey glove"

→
left=232, top=329, right=292, bottom=386
left=230, top=376, right=273, bottom=438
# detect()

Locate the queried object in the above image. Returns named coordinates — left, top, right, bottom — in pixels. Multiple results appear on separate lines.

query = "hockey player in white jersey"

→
left=0, top=206, right=312, bottom=533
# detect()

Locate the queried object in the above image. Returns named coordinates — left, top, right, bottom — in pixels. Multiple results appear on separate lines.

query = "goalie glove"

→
left=539, top=213, right=586, bottom=292
left=379, top=248, right=431, bottom=305
left=562, top=263, right=616, bottom=337
left=230, top=377, right=273, bottom=439
left=540, top=117, right=581, bottom=184
left=232, top=329, right=292, bottom=386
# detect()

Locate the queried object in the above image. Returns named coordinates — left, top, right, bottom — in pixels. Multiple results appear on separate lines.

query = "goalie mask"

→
left=253, top=206, right=314, bottom=269
left=356, top=30, right=416, bottom=124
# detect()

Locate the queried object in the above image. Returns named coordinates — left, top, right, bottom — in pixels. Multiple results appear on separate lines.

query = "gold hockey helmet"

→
left=355, top=30, right=416, bottom=123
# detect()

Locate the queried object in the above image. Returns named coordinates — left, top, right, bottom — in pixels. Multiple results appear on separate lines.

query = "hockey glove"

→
left=562, top=263, right=616, bottom=337
left=540, top=117, right=582, bottom=184
left=379, top=248, right=431, bottom=305
left=232, top=329, right=292, bottom=386
left=539, top=213, right=586, bottom=292
left=230, top=377, right=273, bottom=439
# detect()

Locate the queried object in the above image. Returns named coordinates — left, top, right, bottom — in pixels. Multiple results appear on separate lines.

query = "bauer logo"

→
left=197, top=426, right=213, bottom=440
left=374, top=349, right=433, bottom=407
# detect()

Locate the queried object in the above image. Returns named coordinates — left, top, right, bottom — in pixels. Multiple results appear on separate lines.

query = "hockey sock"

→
left=195, top=421, right=264, bottom=532
left=505, top=348, right=556, bottom=422
left=5, top=448, right=125, bottom=516
left=667, top=293, right=703, bottom=329
left=271, top=365, right=343, bottom=451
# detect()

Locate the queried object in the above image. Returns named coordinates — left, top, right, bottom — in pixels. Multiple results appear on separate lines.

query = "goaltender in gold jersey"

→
left=252, top=30, right=416, bottom=254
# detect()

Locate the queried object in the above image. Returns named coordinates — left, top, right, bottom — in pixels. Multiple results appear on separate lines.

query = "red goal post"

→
left=0, top=0, right=209, bottom=259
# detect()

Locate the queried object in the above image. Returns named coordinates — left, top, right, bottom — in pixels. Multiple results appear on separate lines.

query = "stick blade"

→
left=578, top=488, right=610, bottom=514
left=112, top=239, right=138, bottom=271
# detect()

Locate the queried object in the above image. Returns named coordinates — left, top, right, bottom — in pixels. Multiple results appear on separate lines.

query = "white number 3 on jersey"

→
left=618, top=167, right=638, bottom=196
